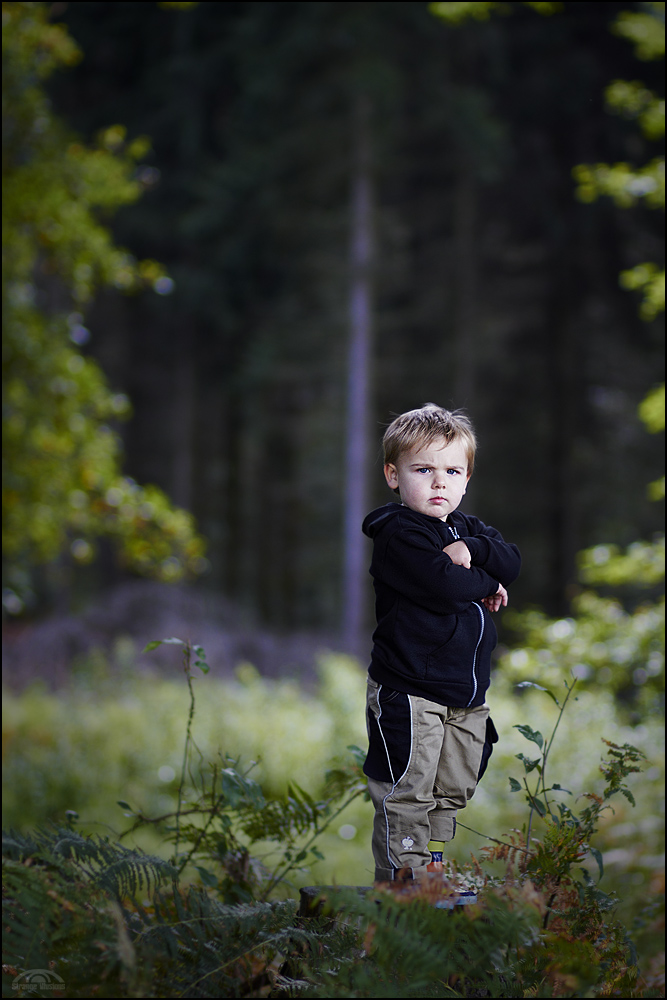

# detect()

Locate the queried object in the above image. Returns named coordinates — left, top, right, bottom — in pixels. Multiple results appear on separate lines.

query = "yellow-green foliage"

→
left=2, top=645, right=664, bottom=993
left=2, top=649, right=663, bottom=895
left=1, top=653, right=367, bottom=832
left=430, top=2, right=563, bottom=24
left=2, top=2, right=206, bottom=592
left=612, top=4, right=667, bottom=63
left=572, top=1, right=665, bottom=323
left=500, top=537, right=664, bottom=713
left=501, top=592, right=664, bottom=706
left=3, top=661, right=663, bottom=998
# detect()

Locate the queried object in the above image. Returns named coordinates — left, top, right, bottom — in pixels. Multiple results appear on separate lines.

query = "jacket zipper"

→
left=447, top=520, right=482, bottom=705
left=467, top=602, right=485, bottom=706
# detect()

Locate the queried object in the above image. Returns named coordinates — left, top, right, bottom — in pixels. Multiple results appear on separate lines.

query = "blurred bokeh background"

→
left=2, top=0, right=664, bottom=974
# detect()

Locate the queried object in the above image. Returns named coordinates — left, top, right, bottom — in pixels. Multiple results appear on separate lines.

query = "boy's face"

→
left=384, top=438, right=470, bottom=521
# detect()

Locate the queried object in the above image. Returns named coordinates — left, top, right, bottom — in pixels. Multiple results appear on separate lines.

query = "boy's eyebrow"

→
left=408, top=461, right=466, bottom=470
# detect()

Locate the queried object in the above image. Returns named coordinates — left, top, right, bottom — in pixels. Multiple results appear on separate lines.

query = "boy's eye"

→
left=415, top=467, right=461, bottom=475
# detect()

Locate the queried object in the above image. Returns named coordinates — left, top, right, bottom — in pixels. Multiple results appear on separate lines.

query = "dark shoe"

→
left=435, top=888, right=477, bottom=909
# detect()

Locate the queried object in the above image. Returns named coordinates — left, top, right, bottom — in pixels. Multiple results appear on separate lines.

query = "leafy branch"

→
left=509, top=678, right=577, bottom=851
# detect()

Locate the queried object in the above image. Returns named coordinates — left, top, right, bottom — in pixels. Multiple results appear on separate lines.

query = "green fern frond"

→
left=2, top=858, right=122, bottom=989
left=240, top=783, right=328, bottom=843
left=298, top=886, right=542, bottom=998
left=3, top=824, right=178, bottom=899
left=139, top=891, right=303, bottom=997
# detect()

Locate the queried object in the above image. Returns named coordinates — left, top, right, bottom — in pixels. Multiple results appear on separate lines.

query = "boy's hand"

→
left=481, top=582, right=508, bottom=613
left=442, top=540, right=471, bottom=568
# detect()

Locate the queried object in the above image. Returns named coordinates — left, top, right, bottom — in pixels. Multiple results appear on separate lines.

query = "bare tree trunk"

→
left=342, top=96, right=374, bottom=654
left=171, top=343, right=195, bottom=511
left=236, top=393, right=261, bottom=614
left=453, top=163, right=477, bottom=410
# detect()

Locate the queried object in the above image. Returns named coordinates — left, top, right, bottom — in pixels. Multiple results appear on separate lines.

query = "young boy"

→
left=362, top=404, right=520, bottom=883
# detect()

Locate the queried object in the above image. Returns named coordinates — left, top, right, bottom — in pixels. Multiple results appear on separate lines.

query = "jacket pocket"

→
left=425, top=611, right=476, bottom=678
left=390, top=601, right=458, bottom=679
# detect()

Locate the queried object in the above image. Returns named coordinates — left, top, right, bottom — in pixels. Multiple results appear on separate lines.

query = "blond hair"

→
left=383, top=404, right=477, bottom=475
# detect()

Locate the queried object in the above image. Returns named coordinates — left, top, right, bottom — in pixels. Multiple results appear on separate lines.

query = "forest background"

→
left=2, top=0, right=665, bottom=994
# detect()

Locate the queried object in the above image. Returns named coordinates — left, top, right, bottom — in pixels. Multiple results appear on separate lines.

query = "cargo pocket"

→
left=363, top=685, right=412, bottom=784
left=477, top=716, right=498, bottom=782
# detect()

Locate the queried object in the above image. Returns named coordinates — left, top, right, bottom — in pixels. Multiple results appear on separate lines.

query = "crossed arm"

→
left=443, top=540, right=509, bottom=613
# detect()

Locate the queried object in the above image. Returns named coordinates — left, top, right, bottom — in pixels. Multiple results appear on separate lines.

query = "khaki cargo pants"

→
left=364, top=675, right=490, bottom=882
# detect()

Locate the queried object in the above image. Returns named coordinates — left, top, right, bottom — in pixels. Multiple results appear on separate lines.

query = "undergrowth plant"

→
left=450, top=678, right=656, bottom=998
left=2, top=638, right=663, bottom=998
left=283, top=680, right=657, bottom=999
left=119, top=637, right=369, bottom=902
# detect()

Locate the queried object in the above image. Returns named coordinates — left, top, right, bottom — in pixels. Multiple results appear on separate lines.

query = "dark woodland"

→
left=6, top=0, right=666, bottom=646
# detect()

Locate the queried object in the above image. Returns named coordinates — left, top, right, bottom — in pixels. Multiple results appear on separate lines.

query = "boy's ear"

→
left=384, top=463, right=399, bottom=490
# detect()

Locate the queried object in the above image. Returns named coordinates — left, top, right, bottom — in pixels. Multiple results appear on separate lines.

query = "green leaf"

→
left=515, top=752, right=541, bottom=773
left=621, top=787, right=637, bottom=807
left=514, top=724, right=544, bottom=749
left=290, top=782, right=316, bottom=808
left=144, top=637, right=185, bottom=651
left=347, top=744, right=367, bottom=767
left=509, top=777, right=522, bottom=792
left=117, top=800, right=133, bottom=810
left=589, top=846, right=604, bottom=881
left=194, top=659, right=210, bottom=674
left=579, top=866, right=596, bottom=889
left=194, top=865, right=219, bottom=888
left=515, top=680, right=560, bottom=706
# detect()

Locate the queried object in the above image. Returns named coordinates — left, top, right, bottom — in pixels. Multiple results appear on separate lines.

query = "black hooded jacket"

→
left=362, top=503, right=521, bottom=708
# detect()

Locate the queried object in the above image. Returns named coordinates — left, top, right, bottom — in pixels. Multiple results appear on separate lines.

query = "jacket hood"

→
left=362, top=503, right=403, bottom=538
left=362, top=502, right=446, bottom=538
